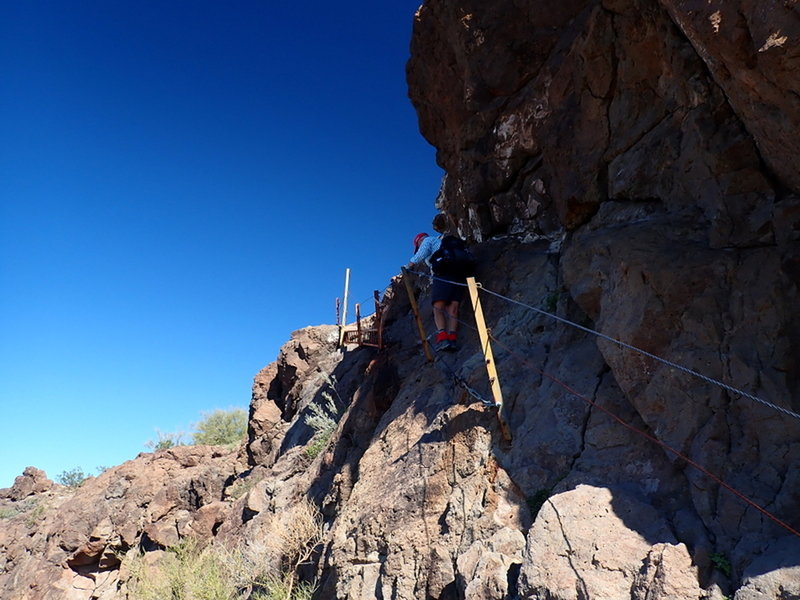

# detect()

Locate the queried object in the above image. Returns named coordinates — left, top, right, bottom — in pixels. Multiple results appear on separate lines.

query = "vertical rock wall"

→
left=402, top=0, right=800, bottom=598
left=407, top=0, right=800, bottom=243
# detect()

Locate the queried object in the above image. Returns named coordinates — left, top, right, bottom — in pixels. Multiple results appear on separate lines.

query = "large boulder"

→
left=2, top=466, right=54, bottom=500
left=519, top=485, right=703, bottom=599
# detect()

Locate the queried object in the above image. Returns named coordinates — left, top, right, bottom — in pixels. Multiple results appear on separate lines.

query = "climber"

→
left=406, top=213, right=475, bottom=352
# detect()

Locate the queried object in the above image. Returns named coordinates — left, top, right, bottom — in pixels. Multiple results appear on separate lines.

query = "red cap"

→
left=413, top=232, right=428, bottom=252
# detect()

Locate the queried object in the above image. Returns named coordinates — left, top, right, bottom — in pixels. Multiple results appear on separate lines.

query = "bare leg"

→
left=433, top=300, right=447, bottom=332
left=446, top=301, right=460, bottom=334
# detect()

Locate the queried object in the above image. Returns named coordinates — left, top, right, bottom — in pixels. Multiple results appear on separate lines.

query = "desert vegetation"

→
left=303, top=375, right=343, bottom=460
left=127, top=498, right=322, bottom=600
left=145, top=407, right=248, bottom=450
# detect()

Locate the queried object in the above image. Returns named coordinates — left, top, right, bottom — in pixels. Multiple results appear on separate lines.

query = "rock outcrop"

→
left=0, top=447, right=244, bottom=599
left=402, top=0, right=800, bottom=596
left=2, top=1, right=799, bottom=598
left=3, top=467, right=54, bottom=500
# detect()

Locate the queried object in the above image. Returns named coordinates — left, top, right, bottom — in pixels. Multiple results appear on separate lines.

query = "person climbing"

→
left=406, top=213, right=475, bottom=352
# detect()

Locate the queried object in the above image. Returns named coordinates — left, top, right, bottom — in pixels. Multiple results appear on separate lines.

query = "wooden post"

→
left=466, top=277, right=511, bottom=441
left=402, top=268, right=434, bottom=362
left=374, top=290, right=383, bottom=349
left=338, top=268, right=351, bottom=347
left=355, top=303, right=362, bottom=345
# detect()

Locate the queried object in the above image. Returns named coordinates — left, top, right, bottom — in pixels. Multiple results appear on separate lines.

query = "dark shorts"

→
left=431, top=276, right=464, bottom=304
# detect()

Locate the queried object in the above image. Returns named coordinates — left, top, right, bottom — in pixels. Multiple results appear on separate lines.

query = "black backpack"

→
left=430, top=235, right=477, bottom=279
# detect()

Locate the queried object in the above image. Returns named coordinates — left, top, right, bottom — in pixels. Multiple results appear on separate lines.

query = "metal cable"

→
left=475, top=285, right=800, bottom=421
left=485, top=326, right=800, bottom=539
left=424, top=320, right=497, bottom=408
left=402, top=269, right=800, bottom=537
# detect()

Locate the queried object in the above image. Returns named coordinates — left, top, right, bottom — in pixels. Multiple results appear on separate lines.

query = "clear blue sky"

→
left=0, top=1, right=442, bottom=487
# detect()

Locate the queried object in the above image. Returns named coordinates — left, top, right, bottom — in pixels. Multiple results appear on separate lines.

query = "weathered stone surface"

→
left=248, top=325, right=343, bottom=465
left=457, top=528, right=526, bottom=599
left=2, top=466, right=54, bottom=500
left=518, top=485, right=702, bottom=599
left=405, top=0, right=800, bottom=597
left=657, top=0, right=800, bottom=193
left=631, top=543, right=709, bottom=600
left=735, top=536, right=800, bottom=600
left=408, top=0, right=790, bottom=247
left=247, top=363, right=285, bottom=465
left=320, top=392, right=530, bottom=599
left=0, top=446, right=242, bottom=599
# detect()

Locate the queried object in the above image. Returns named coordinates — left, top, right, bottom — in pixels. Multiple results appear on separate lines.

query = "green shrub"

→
left=252, top=576, right=315, bottom=600
left=0, top=507, right=18, bottom=519
left=711, top=552, right=732, bottom=578
left=543, top=290, right=560, bottom=313
left=23, top=500, right=46, bottom=528
left=303, top=399, right=337, bottom=459
left=57, top=467, right=88, bottom=488
left=303, top=375, right=343, bottom=460
left=226, top=475, right=262, bottom=501
left=129, top=539, right=230, bottom=600
left=304, top=434, right=332, bottom=461
left=0, top=499, right=48, bottom=525
left=192, top=408, right=248, bottom=446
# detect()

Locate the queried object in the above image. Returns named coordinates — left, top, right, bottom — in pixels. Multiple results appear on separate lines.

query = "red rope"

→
left=487, top=331, right=800, bottom=539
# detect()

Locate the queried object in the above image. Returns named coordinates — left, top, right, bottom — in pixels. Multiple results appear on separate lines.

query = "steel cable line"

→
left=402, top=269, right=800, bottom=537
left=476, top=284, right=800, bottom=422
left=483, top=326, right=800, bottom=539
left=427, top=300, right=496, bottom=407
left=403, top=267, right=800, bottom=421
left=402, top=269, right=495, bottom=406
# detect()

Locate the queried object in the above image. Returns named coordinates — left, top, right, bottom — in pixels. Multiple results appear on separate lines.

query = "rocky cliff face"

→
left=2, top=1, right=799, bottom=599
left=0, top=450, right=245, bottom=599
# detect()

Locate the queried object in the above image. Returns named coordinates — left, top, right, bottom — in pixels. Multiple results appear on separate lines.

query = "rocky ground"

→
left=2, top=0, right=800, bottom=598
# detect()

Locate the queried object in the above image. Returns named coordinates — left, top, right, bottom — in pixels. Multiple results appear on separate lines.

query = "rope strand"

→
left=401, top=269, right=800, bottom=538
left=485, top=328, right=800, bottom=539
left=403, top=267, right=800, bottom=421
left=429, top=305, right=497, bottom=407
left=477, top=285, right=800, bottom=421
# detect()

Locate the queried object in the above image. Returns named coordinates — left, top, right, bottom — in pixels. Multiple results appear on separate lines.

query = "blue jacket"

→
left=408, top=235, right=441, bottom=267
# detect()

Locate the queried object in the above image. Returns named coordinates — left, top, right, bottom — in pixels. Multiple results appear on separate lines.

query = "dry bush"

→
left=252, top=497, right=323, bottom=599
left=127, top=498, right=323, bottom=600
left=128, top=539, right=231, bottom=600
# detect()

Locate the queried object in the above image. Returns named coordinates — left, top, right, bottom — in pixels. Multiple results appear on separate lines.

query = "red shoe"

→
left=434, top=330, right=450, bottom=352
left=444, top=332, right=458, bottom=352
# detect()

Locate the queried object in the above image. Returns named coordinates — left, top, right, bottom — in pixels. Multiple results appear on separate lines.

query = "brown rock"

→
left=406, top=1, right=800, bottom=595
left=457, top=528, right=526, bottom=599
left=4, top=1, right=800, bottom=597
left=248, top=325, right=342, bottom=465
left=519, top=485, right=702, bottom=599
left=734, top=537, right=800, bottom=600
left=4, top=467, right=54, bottom=500
left=320, top=390, right=530, bottom=599
left=632, top=543, right=708, bottom=600
left=409, top=0, right=784, bottom=249
left=0, top=445, right=240, bottom=599
left=658, top=0, right=800, bottom=193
